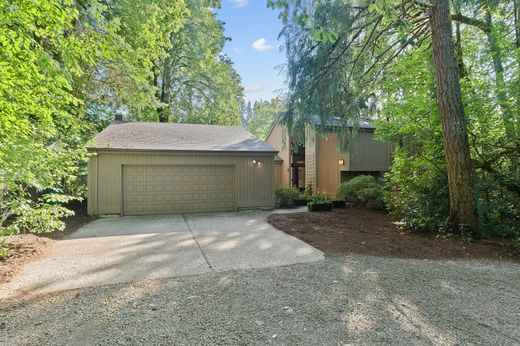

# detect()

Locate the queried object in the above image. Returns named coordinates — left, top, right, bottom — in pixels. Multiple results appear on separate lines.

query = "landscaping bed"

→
left=0, top=202, right=94, bottom=285
left=268, top=207, right=520, bottom=262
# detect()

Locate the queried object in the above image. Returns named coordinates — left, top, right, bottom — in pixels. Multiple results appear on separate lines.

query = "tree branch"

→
left=451, top=13, right=490, bottom=33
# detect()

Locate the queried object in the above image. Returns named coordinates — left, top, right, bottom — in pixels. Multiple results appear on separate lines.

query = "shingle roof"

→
left=88, top=122, right=277, bottom=153
left=306, top=116, right=376, bottom=130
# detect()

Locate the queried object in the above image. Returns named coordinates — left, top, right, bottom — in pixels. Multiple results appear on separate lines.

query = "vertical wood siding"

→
left=265, top=126, right=290, bottom=185
left=305, top=126, right=317, bottom=192
left=347, top=131, right=393, bottom=171
left=88, top=152, right=275, bottom=215
left=274, top=162, right=284, bottom=187
left=87, top=155, right=98, bottom=215
left=316, top=133, right=340, bottom=195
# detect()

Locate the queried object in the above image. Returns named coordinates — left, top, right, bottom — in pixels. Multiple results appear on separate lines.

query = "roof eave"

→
left=86, top=147, right=278, bottom=155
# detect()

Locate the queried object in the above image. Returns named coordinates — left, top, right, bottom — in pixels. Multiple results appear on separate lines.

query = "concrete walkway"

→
left=0, top=209, right=323, bottom=298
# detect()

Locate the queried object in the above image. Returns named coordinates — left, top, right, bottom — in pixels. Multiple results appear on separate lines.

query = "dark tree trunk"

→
left=514, top=0, right=520, bottom=180
left=451, top=0, right=466, bottom=77
left=157, top=58, right=173, bottom=123
left=429, top=0, right=479, bottom=233
left=152, top=66, right=168, bottom=122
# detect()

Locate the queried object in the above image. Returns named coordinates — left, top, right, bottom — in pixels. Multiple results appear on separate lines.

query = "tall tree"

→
left=0, top=0, right=187, bottom=241
left=150, top=0, right=243, bottom=125
left=429, top=0, right=478, bottom=230
left=247, top=97, right=286, bottom=139
left=269, top=0, right=480, bottom=233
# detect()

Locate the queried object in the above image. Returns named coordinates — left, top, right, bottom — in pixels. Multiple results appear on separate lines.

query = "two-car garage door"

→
left=122, top=165, right=235, bottom=215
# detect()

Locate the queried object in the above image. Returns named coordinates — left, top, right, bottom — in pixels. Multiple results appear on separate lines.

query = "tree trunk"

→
left=514, top=0, right=520, bottom=180
left=484, top=6, right=519, bottom=178
left=451, top=0, right=466, bottom=77
left=429, top=0, right=479, bottom=233
left=158, top=60, right=172, bottom=123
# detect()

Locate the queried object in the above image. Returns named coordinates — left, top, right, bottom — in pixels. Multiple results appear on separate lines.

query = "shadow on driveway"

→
left=0, top=210, right=323, bottom=298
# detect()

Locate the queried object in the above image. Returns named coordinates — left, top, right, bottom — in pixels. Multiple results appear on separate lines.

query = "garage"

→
left=122, top=165, right=235, bottom=215
left=87, top=122, right=277, bottom=216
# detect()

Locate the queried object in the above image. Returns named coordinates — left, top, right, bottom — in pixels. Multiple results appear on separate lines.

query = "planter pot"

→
left=294, top=199, right=308, bottom=206
left=308, top=202, right=332, bottom=212
left=331, top=200, right=346, bottom=208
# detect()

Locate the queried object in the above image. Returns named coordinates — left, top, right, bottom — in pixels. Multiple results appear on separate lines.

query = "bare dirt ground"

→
left=0, top=202, right=94, bottom=285
left=268, top=207, right=519, bottom=262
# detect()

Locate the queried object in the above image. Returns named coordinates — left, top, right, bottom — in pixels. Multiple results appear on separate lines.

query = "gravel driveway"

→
left=1, top=254, right=519, bottom=345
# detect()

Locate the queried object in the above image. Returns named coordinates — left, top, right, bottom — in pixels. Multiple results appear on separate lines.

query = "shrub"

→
left=274, top=186, right=301, bottom=207
left=336, top=175, right=384, bottom=209
left=383, top=150, right=450, bottom=231
left=302, top=184, right=313, bottom=199
left=308, top=194, right=331, bottom=204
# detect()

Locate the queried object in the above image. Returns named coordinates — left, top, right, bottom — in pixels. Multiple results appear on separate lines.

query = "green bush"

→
left=336, top=175, right=384, bottom=209
left=384, top=149, right=520, bottom=240
left=274, top=186, right=301, bottom=207
left=308, top=194, right=331, bottom=204
left=383, top=150, right=450, bottom=231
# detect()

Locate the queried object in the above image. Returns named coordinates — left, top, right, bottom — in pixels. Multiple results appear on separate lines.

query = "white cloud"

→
left=245, top=85, right=264, bottom=93
left=229, top=0, right=248, bottom=7
left=252, top=38, right=274, bottom=52
left=233, top=47, right=243, bottom=54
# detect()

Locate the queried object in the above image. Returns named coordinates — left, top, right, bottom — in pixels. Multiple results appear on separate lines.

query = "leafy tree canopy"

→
left=247, top=97, right=287, bottom=139
left=0, top=0, right=243, bottom=252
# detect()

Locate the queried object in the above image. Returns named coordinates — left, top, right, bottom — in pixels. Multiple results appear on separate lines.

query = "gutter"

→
left=86, top=147, right=279, bottom=155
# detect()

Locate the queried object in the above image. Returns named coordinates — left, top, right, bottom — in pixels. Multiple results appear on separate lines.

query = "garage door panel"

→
left=123, top=165, right=235, bottom=215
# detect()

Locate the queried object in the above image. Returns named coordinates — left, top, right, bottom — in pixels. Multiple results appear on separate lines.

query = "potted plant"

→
left=331, top=198, right=346, bottom=208
left=307, top=194, right=332, bottom=212
left=294, top=185, right=312, bottom=206
left=294, top=195, right=308, bottom=206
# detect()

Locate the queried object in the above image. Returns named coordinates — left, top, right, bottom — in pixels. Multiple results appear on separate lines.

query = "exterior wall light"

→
left=252, top=160, right=261, bottom=165
left=338, top=159, right=345, bottom=165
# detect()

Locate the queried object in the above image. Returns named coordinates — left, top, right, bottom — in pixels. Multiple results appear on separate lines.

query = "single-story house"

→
left=87, top=122, right=277, bottom=216
left=266, top=119, right=393, bottom=196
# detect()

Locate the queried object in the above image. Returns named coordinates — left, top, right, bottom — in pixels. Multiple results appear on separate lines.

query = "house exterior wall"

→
left=345, top=131, right=393, bottom=171
left=265, top=126, right=291, bottom=186
left=304, top=126, right=317, bottom=192
left=274, top=161, right=284, bottom=187
left=87, top=151, right=275, bottom=215
left=316, top=133, right=340, bottom=195
left=305, top=128, right=393, bottom=196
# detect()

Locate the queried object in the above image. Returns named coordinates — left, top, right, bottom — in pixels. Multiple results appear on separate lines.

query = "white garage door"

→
left=122, top=165, right=235, bottom=215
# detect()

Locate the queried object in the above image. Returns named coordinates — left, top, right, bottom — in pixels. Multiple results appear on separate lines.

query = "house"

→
left=87, top=122, right=277, bottom=216
left=266, top=119, right=393, bottom=196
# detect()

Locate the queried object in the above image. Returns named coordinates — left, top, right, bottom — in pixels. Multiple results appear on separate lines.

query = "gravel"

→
left=1, top=254, right=519, bottom=345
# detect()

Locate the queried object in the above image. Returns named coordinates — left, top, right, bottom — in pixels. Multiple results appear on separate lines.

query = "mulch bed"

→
left=268, top=207, right=520, bottom=262
left=0, top=202, right=94, bottom=285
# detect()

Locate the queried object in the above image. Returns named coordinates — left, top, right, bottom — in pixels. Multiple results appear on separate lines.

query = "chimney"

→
left=114, top=113, right=124, bottom=122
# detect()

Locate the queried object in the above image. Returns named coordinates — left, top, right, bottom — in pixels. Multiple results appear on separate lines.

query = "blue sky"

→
left=216, top=0, right=286, bottom=103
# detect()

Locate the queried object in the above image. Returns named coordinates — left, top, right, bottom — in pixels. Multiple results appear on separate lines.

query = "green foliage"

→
left=247, top=97, right=286, bottom=139
left=274, top=186, right=301, bottom=207
left=377, top=34, right=520, bottom=239
left=0, top=0, right=241, bottom=258
left=0, top=240, right=7, bottom=260
left=149, top=0, right=244, bottom=125
left=307, top=194, right=331, bottom=204
left=383, top=149, right=450, bottom=231
left=337, top=176, right=384, bottom=210
left=302, top=184, right=314, bottom=200
left=0, top=0, right=99, bottom=238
